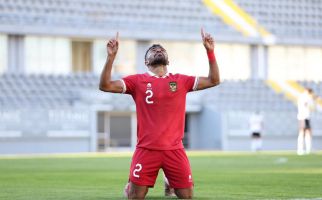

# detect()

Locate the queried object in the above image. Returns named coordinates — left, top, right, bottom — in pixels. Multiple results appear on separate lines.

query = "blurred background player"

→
left=249, top=111, right=264, bottom=152
left=297, top=88, right=315, bottom=155
left=99, top=28, right=220, bottom=199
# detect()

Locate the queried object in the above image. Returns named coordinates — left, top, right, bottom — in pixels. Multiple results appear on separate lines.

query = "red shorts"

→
left=129, top=148, right=193, bottom=189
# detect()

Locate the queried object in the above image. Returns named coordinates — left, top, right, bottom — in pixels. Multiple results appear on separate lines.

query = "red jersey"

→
left=121, top=71, right=198, bottom=150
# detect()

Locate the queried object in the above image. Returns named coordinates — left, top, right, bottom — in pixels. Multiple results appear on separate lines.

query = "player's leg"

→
left=304, top=129, right=312, bottom=154
left=297, top=131, right=305, bottom=155
left=163, top=172, right=175, bottom=197
left=256, top=133, right=262, bottom=151
left=297, top=120, right=305, bottom=155
left=304, top=120, right=312, bottom=154
left=125, top=170, right=175, bottom=198
left=126, top=148, right=162, bottom=199
left=128, top=182, right=148, bottom=200
left=174, top=188, right=193, bottom=199
left=163, top=149, right=194, bottom=199
left=251, top=132, right=256, bottom=152
left=304, top=119, right=312, bottom=154
left=252, top=133, right=261, bottom=152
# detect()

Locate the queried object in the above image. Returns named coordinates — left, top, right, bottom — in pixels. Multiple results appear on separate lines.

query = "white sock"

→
left=256, top=139, right=262, bottom=151
left=163, top=172, right=170, bottom=186
left=297, top=133, right=304, bottom=155
left=304, top=134, right=312, bottom=154
left=251, top=140, right=257, bottom=152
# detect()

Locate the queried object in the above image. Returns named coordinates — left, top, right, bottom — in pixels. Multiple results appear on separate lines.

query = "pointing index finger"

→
left=201, top=27, right=205, bottom=40
left=116, top=32, right=119, bottom=41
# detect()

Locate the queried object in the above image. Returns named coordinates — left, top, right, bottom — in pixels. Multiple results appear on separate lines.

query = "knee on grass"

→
left=174, top=188, right=193, bottom=199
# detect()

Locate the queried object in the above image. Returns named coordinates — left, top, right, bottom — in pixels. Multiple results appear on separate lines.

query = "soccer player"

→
left=99, top=28, right=220, bottom=199
left=249, top=111, right=264, bottom=152
left=297, top=88, right=315, bottom=155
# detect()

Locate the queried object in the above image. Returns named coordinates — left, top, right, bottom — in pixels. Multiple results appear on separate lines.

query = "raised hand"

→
left=201, top=28, right=214, bottom=51
left=107, top=32, right=119, bottom=57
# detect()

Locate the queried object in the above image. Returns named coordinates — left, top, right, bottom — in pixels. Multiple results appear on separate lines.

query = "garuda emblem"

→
left=169, top=82, right=177, bottom=92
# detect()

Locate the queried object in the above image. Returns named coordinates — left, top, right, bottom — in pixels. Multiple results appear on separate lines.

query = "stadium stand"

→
left=0, top=0, right=242, bottom=41
left=234, top=0, right=322, bottom=43
left=1, top=0, right=322, bottom=153
left=0, top=73, right=298, bottom=111
left=204, top=80, right=296, bottom=111
left=0, top=0, right=321, bottom=43
left=1, top=72, right=316, bottom=138
left=0, top=73, right=134, bottom=109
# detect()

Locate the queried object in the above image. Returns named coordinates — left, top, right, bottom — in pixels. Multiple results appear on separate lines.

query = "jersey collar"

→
left=147, top=70, right=169, bottom=78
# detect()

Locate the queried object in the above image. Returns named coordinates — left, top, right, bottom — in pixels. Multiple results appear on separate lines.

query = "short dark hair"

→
left=307, top=88, right=313, bottom=94
left=144, top=44, right=164, bottom=61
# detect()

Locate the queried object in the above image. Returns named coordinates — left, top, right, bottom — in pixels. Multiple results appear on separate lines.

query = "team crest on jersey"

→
left=169, top=82, right=177, bottom=92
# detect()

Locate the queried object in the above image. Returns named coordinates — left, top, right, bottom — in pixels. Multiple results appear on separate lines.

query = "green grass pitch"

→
left=0, top=151, right=322, bottom=200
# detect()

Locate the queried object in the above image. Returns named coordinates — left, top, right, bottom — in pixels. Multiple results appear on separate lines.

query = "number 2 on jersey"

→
left=145, top=90, right=154, bottom=104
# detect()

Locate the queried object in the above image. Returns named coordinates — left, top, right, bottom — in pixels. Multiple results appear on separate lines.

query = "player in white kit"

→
left=249, top=111, right=264, bottom=152
left=297, top=88, right=315, bottom=155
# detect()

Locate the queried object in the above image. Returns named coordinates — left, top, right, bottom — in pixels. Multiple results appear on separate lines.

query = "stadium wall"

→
left=1, top=34, right=322, bottom=154
left=2, top=33, right=322, bottom=81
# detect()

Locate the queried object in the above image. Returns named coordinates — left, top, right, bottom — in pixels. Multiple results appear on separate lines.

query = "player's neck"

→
left=148, top=65, right=168, bottom=77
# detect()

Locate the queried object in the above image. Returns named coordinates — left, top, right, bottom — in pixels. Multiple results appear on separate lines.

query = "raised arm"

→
left=99, top=32, right=124, bottom=93
left=196, top=28, right=220, bottom=90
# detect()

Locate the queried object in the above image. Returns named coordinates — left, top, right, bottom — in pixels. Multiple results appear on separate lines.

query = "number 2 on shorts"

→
left=133, top=163, right=142, bottom=178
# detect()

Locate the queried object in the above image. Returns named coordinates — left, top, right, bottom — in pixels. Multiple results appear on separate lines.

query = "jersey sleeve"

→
left=121, top=74, right=137, bottom=95
left=180, top=74, right=199, bottom=92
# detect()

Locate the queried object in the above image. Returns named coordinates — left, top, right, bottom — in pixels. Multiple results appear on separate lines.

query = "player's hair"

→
left=307, top=88, right=313, bottom=94
left=144, top=44, right=164, bottom=61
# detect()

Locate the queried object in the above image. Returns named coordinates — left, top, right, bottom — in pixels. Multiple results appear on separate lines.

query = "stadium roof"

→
left=0, top=0, right=321, bottom=45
